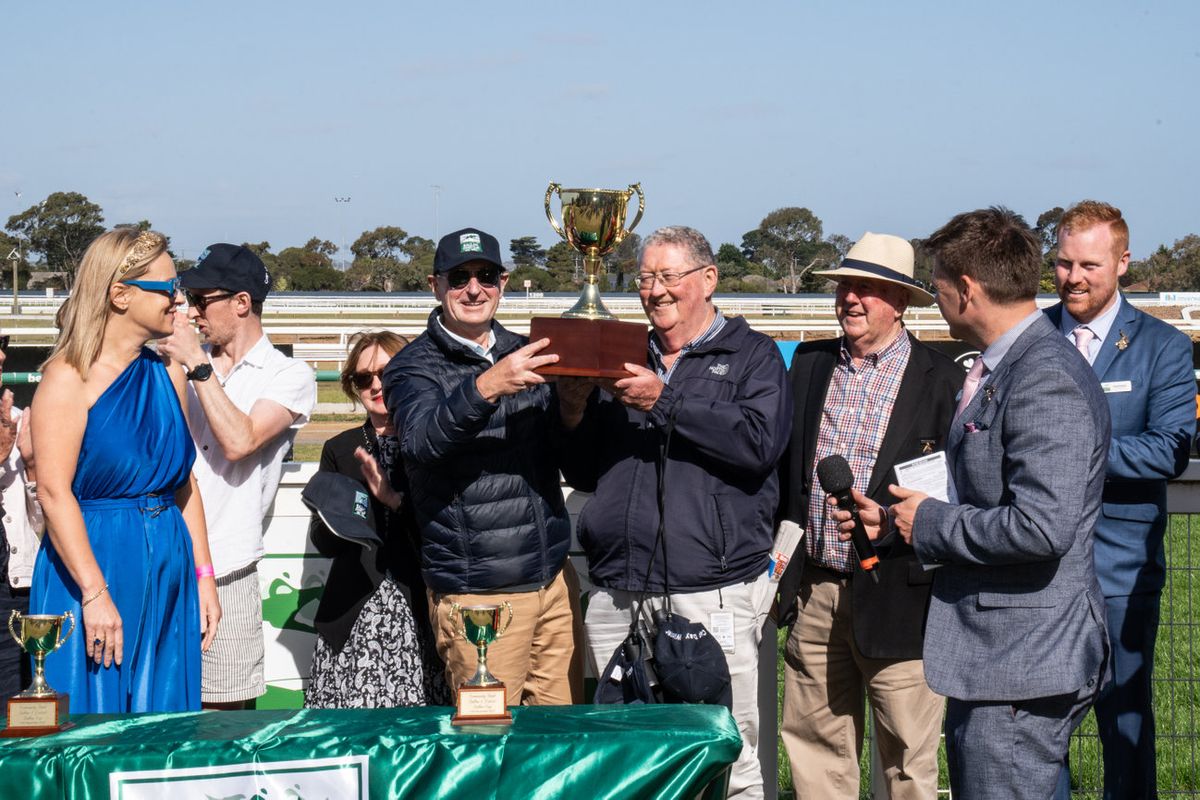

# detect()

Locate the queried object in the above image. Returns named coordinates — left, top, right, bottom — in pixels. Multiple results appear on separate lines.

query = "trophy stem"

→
left=562, top=280, right=616, bottom=321
left=467, top=640, right=500, bottom=687
left=21, top=652, right=52, bottom=698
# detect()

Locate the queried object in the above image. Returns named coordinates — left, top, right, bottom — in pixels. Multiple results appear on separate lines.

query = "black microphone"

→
left=816, top=455, right=880, bottom=583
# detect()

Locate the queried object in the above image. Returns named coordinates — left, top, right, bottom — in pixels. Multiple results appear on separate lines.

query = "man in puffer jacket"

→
left=383, top=227, right=582, bottom=707
left=558, top=226, right=792, bottom=800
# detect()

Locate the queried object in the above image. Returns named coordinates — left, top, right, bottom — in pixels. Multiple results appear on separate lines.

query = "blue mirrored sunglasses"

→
left=122, top=277, right=182, bottom=297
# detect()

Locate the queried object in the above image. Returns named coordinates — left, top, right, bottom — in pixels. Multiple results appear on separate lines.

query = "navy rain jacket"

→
left=560, top=315, right=792, bottom=593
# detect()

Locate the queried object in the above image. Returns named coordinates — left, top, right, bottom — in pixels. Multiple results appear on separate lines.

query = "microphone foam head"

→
left=816, top=455, right=854, bottom=494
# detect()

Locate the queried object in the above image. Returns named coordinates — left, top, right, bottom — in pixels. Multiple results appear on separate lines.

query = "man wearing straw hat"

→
left=776, top=232, right=961, bottom=798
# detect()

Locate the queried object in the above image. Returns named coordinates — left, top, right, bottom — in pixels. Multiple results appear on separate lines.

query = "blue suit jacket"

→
left=914, top=314, right=1110, bottom=701
left=1045, top=298, right=1195, bottom=597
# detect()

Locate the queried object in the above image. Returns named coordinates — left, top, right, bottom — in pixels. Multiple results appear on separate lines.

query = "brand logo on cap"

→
left=353, top=491, right=369, bottom=519
left=459, top=232, right=482, bottom=254
left=196, top=247, right=211, bottom=265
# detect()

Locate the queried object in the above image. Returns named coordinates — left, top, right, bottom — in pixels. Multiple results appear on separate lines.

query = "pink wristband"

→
left=195, top=564, right=215, bottom=580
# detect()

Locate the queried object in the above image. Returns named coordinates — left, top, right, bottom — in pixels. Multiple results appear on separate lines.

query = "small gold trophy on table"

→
left=529, top=183, right=649, bottom=378
left=2, top=610, right=75, bottom=737
left=449, top=602, right=513, bottom=726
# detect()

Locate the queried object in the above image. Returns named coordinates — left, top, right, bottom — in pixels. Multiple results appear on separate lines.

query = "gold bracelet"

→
left=81, top=584, right=109, bottom=608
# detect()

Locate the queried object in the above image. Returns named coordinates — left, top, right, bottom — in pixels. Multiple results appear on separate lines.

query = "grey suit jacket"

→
left=914, top=313, right=1111, bottom=701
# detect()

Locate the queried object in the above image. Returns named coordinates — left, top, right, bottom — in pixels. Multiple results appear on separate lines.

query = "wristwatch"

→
left=186, top=363, right=214, bottom=382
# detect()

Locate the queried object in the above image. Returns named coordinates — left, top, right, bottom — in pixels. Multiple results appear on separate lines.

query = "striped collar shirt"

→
left=649, top=309, right=726, bottom=384
left=807, top=329, right=911, bottom=573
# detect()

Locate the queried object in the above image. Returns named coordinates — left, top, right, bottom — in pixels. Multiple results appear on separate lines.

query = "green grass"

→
left=318, top=382, right=351, bottom=403
left=775, top=513, right=1200, bottom=797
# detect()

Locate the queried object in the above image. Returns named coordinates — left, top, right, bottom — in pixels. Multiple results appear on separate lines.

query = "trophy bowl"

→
left=9, top=611, right=74, bottom=698
left=545, top=182, right=644, bottom=321
left=450, top=603, right=513, bottom=688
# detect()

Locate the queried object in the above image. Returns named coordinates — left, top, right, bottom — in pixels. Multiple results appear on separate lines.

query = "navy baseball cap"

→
left=180, top=244, right=272, bottom=302
left=300, top=472, right=382, bottom=550
left=433, top=228, right=504, bottom=274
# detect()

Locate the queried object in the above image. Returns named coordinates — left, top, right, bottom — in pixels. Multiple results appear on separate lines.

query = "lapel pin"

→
left=921, top=439, right=935, bottom=455
left=1116, top=330, right=1129, bottom=351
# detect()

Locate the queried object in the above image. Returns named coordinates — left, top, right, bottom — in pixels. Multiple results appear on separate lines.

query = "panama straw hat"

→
left=814, top=232, right=935, bottom=306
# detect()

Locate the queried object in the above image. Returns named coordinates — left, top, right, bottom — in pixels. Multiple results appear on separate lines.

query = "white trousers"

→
left=585, top=572, right=774, bottom=800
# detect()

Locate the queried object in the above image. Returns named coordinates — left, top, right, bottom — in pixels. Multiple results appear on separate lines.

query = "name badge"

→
left=1101, top=380, right=1132, bottom=394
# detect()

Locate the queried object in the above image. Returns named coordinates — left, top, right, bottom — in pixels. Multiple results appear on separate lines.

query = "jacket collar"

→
left=425, top=307, right=523, bottom=363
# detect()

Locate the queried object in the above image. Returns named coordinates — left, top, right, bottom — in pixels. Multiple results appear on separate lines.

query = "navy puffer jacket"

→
left=383, top=310, right=570, bottom=594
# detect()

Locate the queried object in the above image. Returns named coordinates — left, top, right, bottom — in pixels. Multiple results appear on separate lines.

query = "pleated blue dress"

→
left=30, top=347, right=200, bottom=712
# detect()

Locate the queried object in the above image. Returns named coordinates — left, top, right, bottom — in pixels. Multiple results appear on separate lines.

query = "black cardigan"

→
left=308, top=423, right=431, bottom=652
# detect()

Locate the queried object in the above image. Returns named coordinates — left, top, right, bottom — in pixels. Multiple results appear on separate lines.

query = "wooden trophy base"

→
left=529, top=317, right=646, bottom=379
left=451, top=684, right=512, bottom=726
left=1, top=693, right=73, bottom=737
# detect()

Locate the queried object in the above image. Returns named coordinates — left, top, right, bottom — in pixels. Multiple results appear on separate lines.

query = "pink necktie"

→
left=1073, top=326, right=1094, bottom=361
left=955, top=358, right=986, bottom=420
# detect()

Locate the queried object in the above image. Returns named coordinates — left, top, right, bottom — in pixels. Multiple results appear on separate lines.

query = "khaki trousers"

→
left=429, top=562, right=584, bottom=707
left=781, top=570, right=943, bottom=800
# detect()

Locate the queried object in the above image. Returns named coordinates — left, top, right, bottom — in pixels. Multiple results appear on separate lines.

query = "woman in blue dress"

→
left=29, top=228, right=221, bottom=712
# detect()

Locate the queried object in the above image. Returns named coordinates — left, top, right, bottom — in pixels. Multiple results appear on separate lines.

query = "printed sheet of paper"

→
left=893, top=451, right=950, bottom=502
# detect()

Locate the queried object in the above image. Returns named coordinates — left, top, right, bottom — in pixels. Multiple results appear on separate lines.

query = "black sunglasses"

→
left=444, top=265, right=503, bottom=290
left=350, top=369, right=385, bottom=391
left=186, top=291, right=239, bottom=313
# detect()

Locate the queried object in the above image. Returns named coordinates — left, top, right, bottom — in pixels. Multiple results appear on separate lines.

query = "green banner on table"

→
left=0, top=705, right=741, bottom=799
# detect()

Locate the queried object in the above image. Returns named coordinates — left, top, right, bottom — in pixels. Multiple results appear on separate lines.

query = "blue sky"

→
left=3, top=1, right=1197, bottom=261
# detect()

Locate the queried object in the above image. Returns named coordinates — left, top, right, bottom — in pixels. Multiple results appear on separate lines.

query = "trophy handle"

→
left=494, top=601, right=514, bottom=640
left=7, top=610, right=20, bottom=648
left=544, top=182, right=566, bottom=242
left=624, top=182, right=645, bottom=234
left=448, top=602, right=466, bottom=640
left=57, top=611, right=76, bottom=649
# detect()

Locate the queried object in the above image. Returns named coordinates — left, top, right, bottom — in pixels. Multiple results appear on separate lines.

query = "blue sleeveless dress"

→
left=30, top=348, right=200, bottom=712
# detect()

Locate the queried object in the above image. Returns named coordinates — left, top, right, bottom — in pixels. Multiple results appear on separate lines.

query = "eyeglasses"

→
left=186, top=291, right=238, bottom=313
left=635, top=264, right=709, bottom=289
left=351, top=369, right=384, bottom=390
left=444, top=265, right=503, bottom=290
left=122, top=277, right=182, bottom=297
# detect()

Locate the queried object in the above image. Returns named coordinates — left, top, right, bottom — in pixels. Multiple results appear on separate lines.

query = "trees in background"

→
left=5, top=190, right=1200, bottom=293
left=5, top=191, right=105, bottom=287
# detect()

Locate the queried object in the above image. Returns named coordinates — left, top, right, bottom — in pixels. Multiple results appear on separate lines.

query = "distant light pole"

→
left=334, top=196, right=351, bottom=269
left=9, top=190, right=21, bottom=314
left=430, top=185, right=442, bottom=241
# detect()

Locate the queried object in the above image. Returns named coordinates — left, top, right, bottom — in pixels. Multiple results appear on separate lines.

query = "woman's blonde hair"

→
left=44, top=228, right=168, bottom=378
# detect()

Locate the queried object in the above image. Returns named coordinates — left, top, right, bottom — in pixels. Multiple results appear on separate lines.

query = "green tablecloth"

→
left=0, top=704, right=741, bottom=799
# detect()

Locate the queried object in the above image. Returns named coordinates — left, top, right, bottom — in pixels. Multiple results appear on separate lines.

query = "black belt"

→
left=803, top=561, right=852, bottom=583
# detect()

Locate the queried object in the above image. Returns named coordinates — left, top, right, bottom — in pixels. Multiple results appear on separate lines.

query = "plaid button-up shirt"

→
left=807, top=330, right=911, bottom=572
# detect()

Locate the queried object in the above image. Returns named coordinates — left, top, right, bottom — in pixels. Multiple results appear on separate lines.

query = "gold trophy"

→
left=449, top=602, right=513, bottom=725
left=2, top=610, right=75, bottom=737
left=529, top=183, right=649, bottom=378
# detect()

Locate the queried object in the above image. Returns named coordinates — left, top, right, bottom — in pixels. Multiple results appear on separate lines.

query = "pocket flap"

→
left=1101, top=501, right=1160, bottom=523
left=977, top=591, right=1057, bottom=608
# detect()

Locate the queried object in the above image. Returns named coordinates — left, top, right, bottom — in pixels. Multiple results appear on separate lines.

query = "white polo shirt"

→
left=187, top=335, right=316, bottom=577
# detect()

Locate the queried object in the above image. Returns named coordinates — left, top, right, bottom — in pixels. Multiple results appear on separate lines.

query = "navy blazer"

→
left=914, top=314, right=1110, bottom=701
left=1045, top=298, right=1195, bottom=597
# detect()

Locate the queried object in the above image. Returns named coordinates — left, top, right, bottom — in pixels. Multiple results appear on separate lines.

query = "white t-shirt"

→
left=187, top=335, right=316, bottom=577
